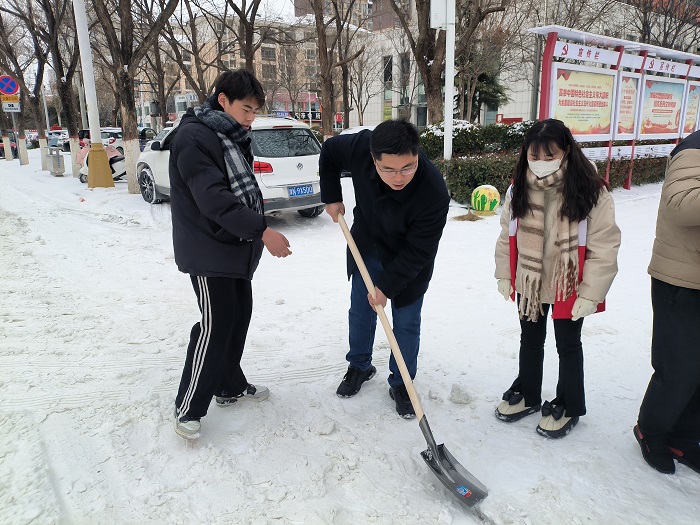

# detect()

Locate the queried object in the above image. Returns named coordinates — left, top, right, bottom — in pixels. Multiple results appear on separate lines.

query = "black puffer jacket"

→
left=319, top=130, right=449, bottom=307
left=169, top=103, right=267, bottom=279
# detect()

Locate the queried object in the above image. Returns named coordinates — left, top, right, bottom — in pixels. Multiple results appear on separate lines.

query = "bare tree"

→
left=90, top=0, right=179, bottom=193
left=308, top=0, right=363, bottom=139
left=139, top=45, right=181, bottom=129
left=278, top=41, right=308, bottom=115
left=456, top=6, right=528, bottom=122
left=12, top=0, right=83, bottom=173
left=0, top=0, right=50, bottom=159
left=381, top=29, right=424, bottom=122
left=386, top=0, right=516, bottom=123
left=628, top=0, right=700, bottom=51
left=331, top=0, right=367, bottom=129
left=157, top=0, right=221, bottom=103
left=349, top=35, right=387, bottom=125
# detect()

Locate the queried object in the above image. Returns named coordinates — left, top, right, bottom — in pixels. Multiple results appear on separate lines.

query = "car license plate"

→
left=288, top=184, right=314, bottom=197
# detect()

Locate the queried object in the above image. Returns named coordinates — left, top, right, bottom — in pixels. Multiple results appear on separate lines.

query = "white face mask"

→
left=528, top=158, right=562, bottom=178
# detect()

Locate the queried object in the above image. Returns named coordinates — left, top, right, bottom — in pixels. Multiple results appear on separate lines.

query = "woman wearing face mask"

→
left=493, top=119, right=621, bottom=438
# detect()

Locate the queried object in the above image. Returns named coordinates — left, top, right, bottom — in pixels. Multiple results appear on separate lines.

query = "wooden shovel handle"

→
left=337, top=213, right=425, bottom=420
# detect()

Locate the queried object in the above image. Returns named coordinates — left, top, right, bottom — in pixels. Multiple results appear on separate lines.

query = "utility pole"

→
left=443, top=0, right=456, bottom=160
left=76, top=75, right=88, bottom=129
left=430, top=0, right=456, bottom=160
left=72, top=0, right=113, bottom=187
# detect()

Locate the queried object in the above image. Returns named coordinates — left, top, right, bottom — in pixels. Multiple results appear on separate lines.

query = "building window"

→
left=306, top=65, right=317, bottom=77
left=262, top=64, right=277, bottom=80
left=383, top=56, right=393, bottom=83
left=400, top=52, right=410, bottom=81
left=262, top=46, right=276, bottom=62
left=306, top=48, right=316, bottom=60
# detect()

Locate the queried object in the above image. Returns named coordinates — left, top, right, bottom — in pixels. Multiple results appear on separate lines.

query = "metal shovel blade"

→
left=419, top=417, right=488, bottom=507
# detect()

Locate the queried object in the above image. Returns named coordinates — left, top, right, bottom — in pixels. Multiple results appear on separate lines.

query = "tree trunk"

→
left=341, top=64, right=351, bottom=130
left=458, top=73, right=465, bottom=119
left=116, top=70, right=140, bottom=194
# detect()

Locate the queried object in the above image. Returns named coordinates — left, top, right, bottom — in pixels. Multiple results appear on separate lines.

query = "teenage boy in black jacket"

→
left=320, top=120, right=450, bottom=418
left=169, top=69, right=291, bottom=440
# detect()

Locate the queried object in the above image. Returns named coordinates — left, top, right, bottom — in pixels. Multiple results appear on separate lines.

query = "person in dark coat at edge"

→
left=169, top=69, right=292, bottom=440
left=320, top=120, right=450, bottom=418
left=634, top=129, right=700, bottom=475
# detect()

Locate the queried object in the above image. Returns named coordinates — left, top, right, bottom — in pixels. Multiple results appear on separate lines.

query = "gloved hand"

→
left=497, top=279, right=513, bottom=301
left=571, top=297, right=598, bottom=321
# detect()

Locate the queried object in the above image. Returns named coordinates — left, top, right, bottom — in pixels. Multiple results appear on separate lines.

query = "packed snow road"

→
left=1, top=150, right=698, bottom=524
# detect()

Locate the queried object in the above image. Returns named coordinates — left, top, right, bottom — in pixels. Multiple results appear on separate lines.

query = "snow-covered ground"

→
left=1, top=150, right=698, bottom=525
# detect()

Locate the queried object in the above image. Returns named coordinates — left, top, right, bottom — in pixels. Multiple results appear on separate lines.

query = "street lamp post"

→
left=443, top=0, right=456, bottom=160
left=72, top=0, right=113, bottom=187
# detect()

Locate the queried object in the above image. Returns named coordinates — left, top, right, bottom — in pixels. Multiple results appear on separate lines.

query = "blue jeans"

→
left=347, top=251, right=423, bottom=387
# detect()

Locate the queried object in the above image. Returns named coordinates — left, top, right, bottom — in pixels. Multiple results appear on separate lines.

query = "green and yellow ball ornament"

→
left=470, top=185, right=501, bottom=216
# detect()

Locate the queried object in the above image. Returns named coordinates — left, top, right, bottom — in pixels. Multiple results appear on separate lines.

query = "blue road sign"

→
left=0, top=76, right=19, bottom=96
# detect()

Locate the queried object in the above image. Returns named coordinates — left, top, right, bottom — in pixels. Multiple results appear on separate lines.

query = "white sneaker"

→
left=215, top=384, right=270, bottom=407
left=174, top=410, right=201, bottom=440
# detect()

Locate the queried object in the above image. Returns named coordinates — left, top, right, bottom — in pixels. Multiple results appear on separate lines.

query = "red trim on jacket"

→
left=509, top=217, right=605, bottom=319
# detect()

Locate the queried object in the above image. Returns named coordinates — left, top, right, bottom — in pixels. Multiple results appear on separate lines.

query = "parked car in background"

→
left=47, top=129, right=69, bottom=150
left=136, top=116, right=325, bottom=218
left=26, top=131, right=39, bottom=147
left=78, top=128, right=124, bottom=154
left=0, top=131, right=18, bottom=158
left=101, top=127, right=123, bottom=153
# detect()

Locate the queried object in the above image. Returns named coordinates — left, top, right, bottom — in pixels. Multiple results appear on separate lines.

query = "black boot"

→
left=389, top=384, right=415, bottom=419
left=336, top=365, right=376, bottom=397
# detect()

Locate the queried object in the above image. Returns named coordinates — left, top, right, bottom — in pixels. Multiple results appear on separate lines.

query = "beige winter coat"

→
left=495, top=184, right=621, bottom=304
left=648, top=149, right=700, bottom=290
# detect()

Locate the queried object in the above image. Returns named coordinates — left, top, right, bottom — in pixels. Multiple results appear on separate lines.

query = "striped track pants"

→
left=175, top=275, right=253, bottom=418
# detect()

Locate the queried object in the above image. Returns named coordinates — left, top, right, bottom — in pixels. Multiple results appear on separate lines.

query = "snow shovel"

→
left=337, top=213, right=488, bottom=507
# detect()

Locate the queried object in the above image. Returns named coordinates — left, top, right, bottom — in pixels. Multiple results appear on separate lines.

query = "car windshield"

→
left=153, top=128, right=172, bottom=141
left=251, top=128, right=321, bottom=158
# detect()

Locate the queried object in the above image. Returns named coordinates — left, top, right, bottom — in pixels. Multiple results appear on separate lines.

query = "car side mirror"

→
left=150, top=141, right=161, bottom=151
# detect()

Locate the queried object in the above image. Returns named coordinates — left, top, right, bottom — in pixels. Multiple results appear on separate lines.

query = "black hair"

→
left=369, top=120, right=420, bottom=159
left=213, top=69, right=265, bottom=108
left=511, top=118, right=610, bottom=222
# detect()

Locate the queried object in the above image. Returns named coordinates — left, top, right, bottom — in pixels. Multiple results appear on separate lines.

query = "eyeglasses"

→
left=374, top=162, right=418, bottom=176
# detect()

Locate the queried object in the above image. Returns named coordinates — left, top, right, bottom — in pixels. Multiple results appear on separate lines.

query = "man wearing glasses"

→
left=320, top=120, right=450, bottom=418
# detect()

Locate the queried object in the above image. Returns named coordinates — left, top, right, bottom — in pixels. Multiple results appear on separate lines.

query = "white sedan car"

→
left=136, top=116, right=325, bottom=218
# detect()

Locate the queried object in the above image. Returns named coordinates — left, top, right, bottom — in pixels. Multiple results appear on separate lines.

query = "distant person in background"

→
left=169, top=69, right=291, bottom=440
left=634, top=129, right=700, bottom=475
left=494, top=119, right=621, bottom=438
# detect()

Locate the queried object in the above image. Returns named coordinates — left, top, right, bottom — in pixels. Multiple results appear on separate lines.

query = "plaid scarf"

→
left=517, top=166, right=578, bottom=321
left=193, top=100, right=264, bottom=215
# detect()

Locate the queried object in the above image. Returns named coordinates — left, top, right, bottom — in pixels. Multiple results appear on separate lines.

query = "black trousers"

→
left=638, top=278, right=700, bottom=442
left=509, top=302, right=586, bottom=417
left=175, top=275, right=253, bottom=419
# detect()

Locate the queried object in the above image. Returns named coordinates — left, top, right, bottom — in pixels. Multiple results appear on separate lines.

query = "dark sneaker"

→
left=215, top=384, right=270, bottom=406
left=336, top=365, right=376, bottom=397
left=668, top=439, right=700, bottom=474
left=389, top=384, right=416, bottom=419
left=537, top=415, right=579, bottom=439
left=495, top=389, right=541, bottom=422
left=634, top=425, right=675, bottom=474
left=174, top=409, right=201, bottom=440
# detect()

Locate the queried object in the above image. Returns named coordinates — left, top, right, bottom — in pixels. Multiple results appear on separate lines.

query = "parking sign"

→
left=0, top=75, right=19, bottom=96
